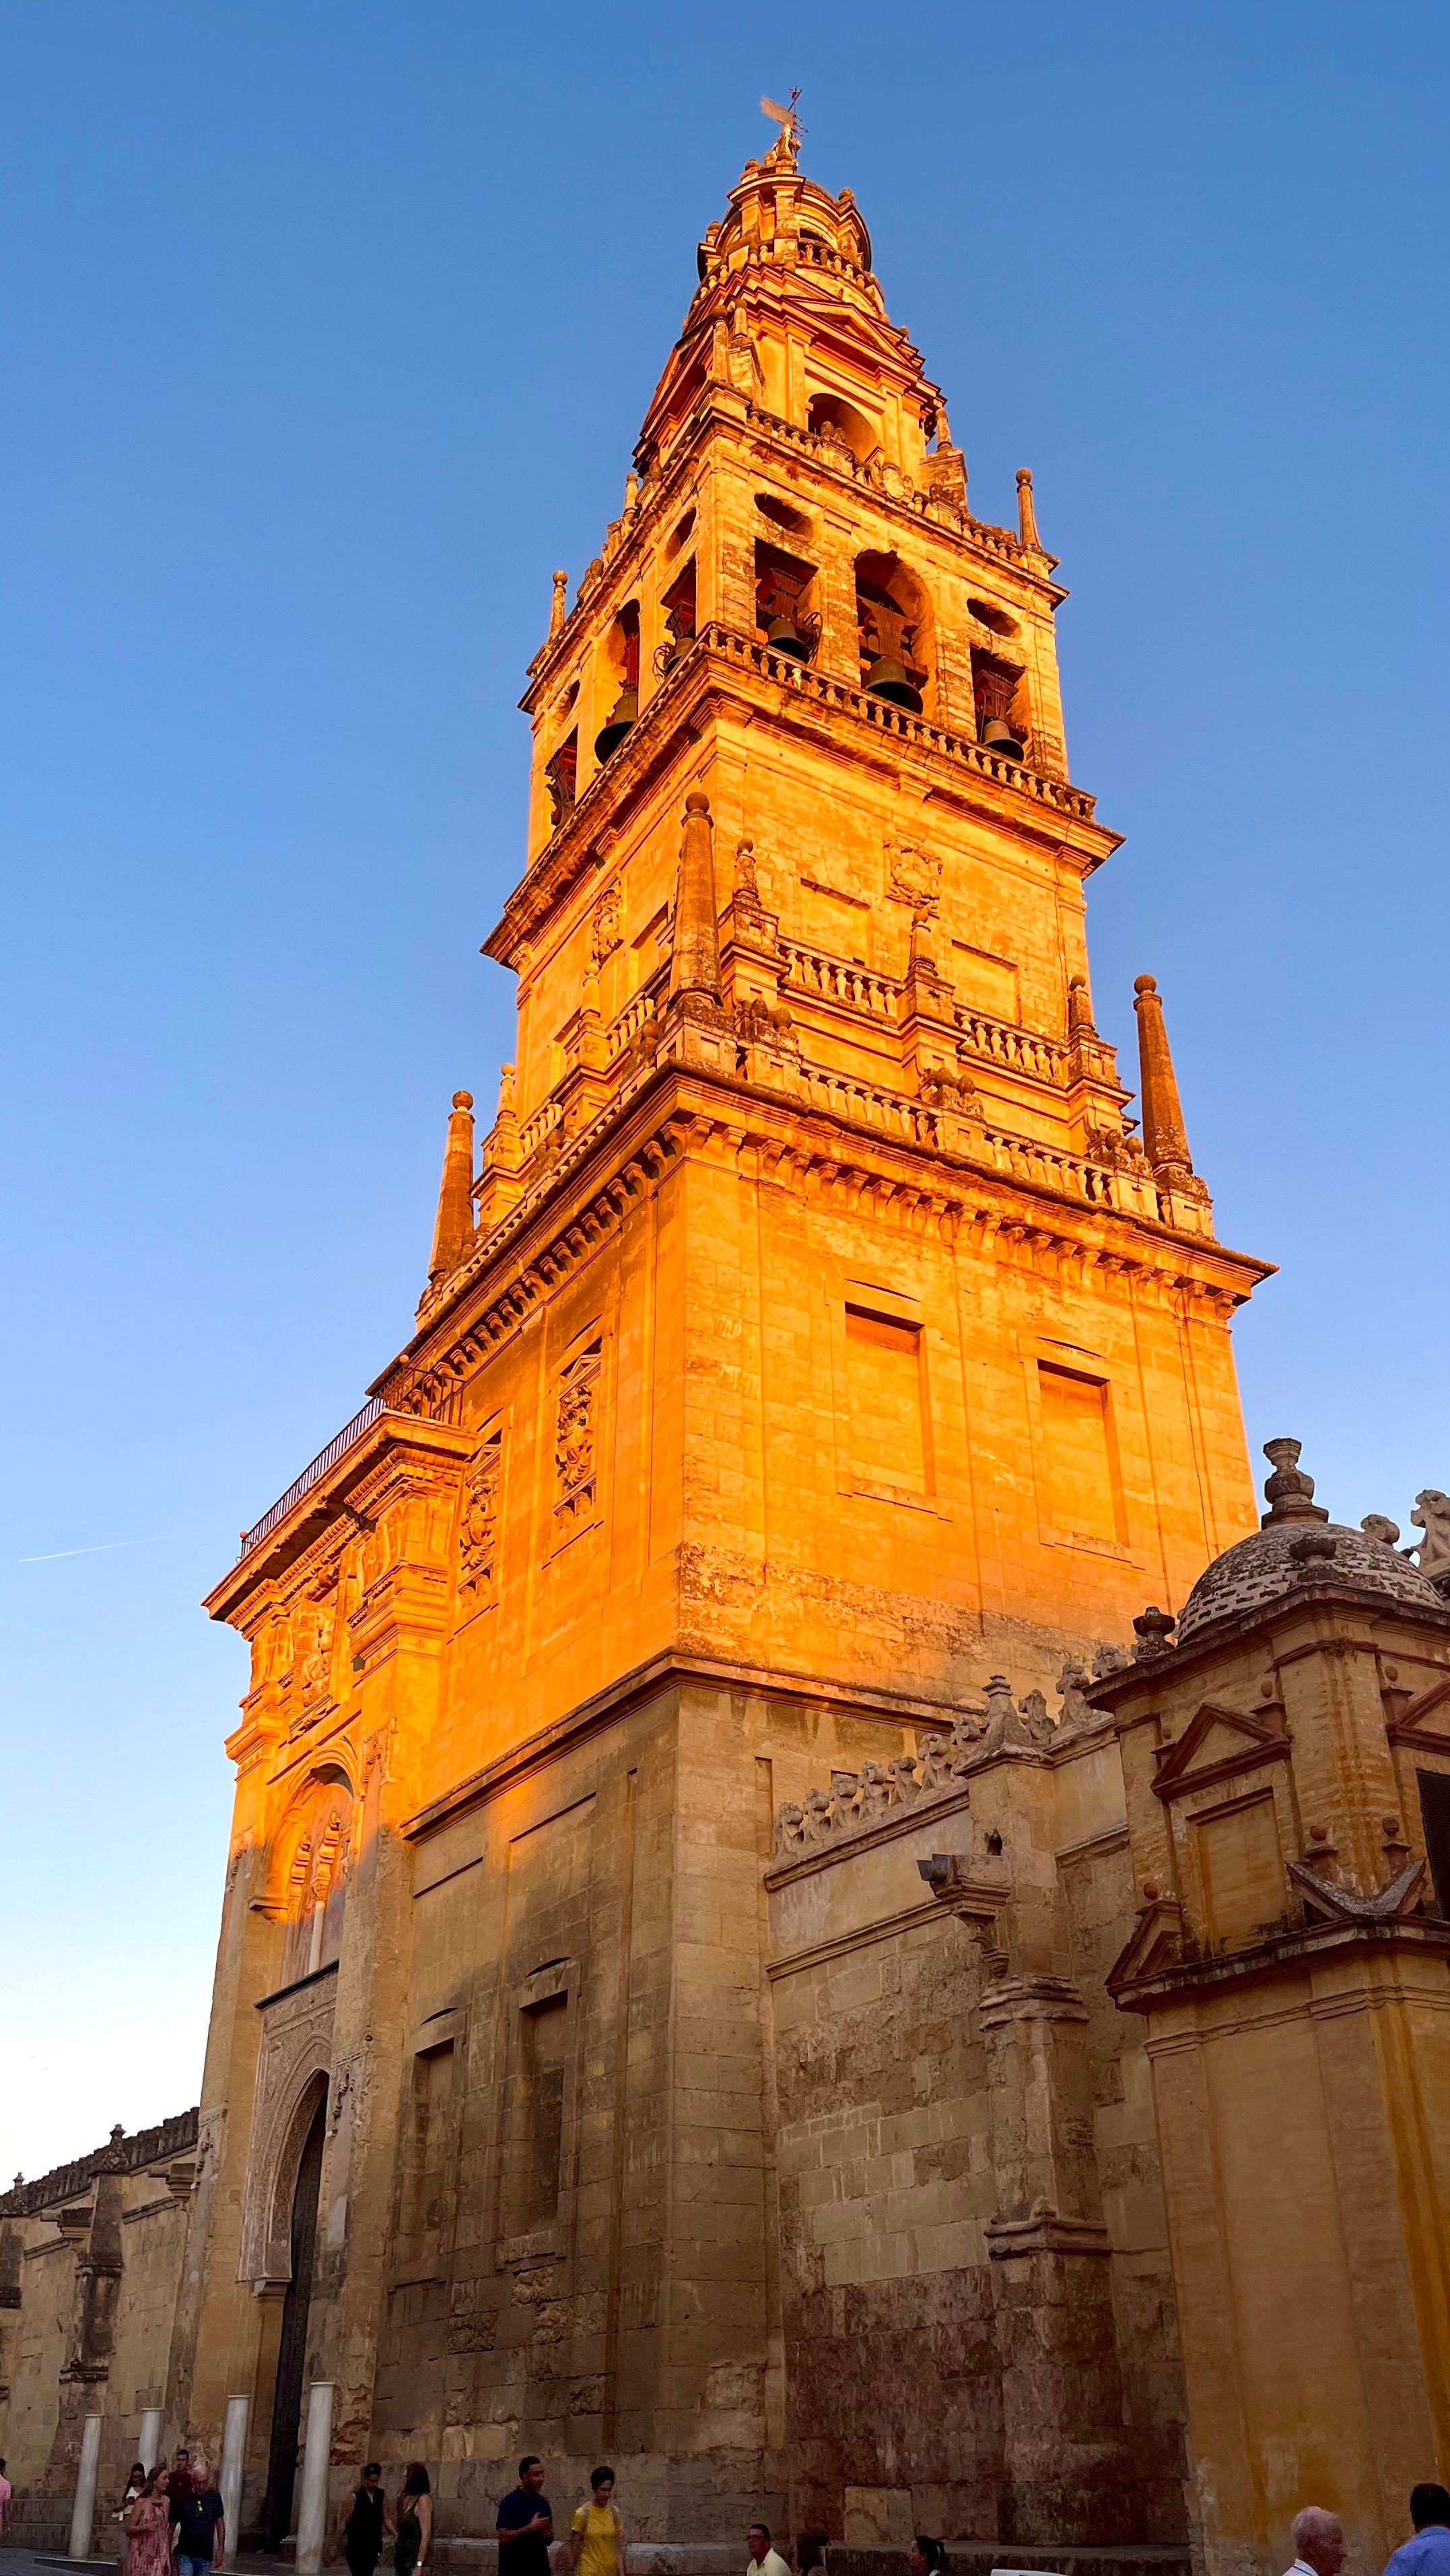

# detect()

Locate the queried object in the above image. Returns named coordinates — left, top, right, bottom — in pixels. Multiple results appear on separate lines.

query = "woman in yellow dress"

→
left=568, top=2468, right=625, bottom=2576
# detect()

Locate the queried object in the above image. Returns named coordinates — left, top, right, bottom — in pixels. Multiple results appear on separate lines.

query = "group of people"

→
left=1288, top=2489, right=1450, bottom=2576
left=328, top=2462, right=1450, bottom=2576
left=120, top=2448, right=226, bottom=2576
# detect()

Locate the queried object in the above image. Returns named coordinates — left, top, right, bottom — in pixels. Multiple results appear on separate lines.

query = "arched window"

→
left=279, top=1785, right=354, bottom=1986
left=855, top=551, right=932, bottom=713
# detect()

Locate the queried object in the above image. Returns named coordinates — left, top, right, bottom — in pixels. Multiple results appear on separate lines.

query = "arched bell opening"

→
left=971, top=647, right=1031, bottom=762
left=807, top=391, right=877, bottom=464
left=594, top=603, right=640, bottom=762
left=259, top=2079, right=328, bottom=2550
left=545, top=728, right=578, bottom=826
left=755, top=539, right=819, bottom=664
left=654, top=559, right=696, bottom=678
left=855, top=551, right=932, bottom=714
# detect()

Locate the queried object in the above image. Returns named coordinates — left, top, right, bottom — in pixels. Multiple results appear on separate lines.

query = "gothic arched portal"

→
left=260, top=2083, right=326, bottom=2548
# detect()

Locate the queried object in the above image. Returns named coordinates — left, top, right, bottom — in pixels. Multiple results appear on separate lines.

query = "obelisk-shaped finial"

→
left=427, top=1090, right=476, bottom=1285
left=668, top=791, right=722, bottom=1003
left=1016, top=468, right=1042, bottom=552
left=1133, top=976, right=1194, bottom=1184
left=549, top=570, right=567, bottom=639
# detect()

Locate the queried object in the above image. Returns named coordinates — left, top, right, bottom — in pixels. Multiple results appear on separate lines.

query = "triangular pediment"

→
left=1152, top=1698, right=1291, bottom=1802
left=1106, top=1893, right=1185, bottom=1997
left=1385, top=1671, right=1450, bottom=1751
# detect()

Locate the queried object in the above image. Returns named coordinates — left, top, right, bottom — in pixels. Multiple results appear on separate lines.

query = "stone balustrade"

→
left=956, top=1006, right=1065, bottom=1084
left=515, top=1096, right=563, bottom=1164
left=699, top=624, right=1096, bottom=817
left=779, top=937, right=901, bottom=1020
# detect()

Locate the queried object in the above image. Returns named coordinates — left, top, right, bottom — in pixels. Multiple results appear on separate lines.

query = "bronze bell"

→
left=864, top=655, right=923, bottom=713
left=594, top=684, right=638, bottom=763
left=980, top=715, right=1024, bottom=758
left=765, top=612, right=810, bottom=661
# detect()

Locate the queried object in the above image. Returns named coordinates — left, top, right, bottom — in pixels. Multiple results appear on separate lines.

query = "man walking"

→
left=746, top=2524, right=792, bottom=2576
left=172, top=2459, right=225, bottom=2576
left=497, top=2458, right=554, bottom=2576
left=1384, top=2487, right=1450, bottom=2576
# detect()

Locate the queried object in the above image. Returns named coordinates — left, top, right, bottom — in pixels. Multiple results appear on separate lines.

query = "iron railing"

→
left=236, top=1395, right=384, bottom=1563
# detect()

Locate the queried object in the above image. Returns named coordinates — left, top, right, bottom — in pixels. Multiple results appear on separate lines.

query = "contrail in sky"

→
left=18, top=1536, right=170, bottom=1563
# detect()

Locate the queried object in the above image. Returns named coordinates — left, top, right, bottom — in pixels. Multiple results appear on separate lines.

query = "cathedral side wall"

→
left=764, top=1733, right=1189, bottom=2550
left=0, top=2178, right=193, bottom=2551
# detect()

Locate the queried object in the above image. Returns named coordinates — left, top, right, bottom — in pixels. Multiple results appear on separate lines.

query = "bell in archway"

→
left=864, top=656, right=923, bottom=713
left=594, top=684, right=638, bottom=763
left=765, top=612, right=810, bottom=661
left=979, top=714, right=1025, bottom=758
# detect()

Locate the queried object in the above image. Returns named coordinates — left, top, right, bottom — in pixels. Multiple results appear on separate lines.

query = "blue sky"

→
left=2, top=1, right=1446, bottom=2180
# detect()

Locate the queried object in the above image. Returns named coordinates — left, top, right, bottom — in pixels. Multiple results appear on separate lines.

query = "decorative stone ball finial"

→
left=451, top=1090, right=473, bottom=1112
left=1261, top=1437, right=1330, bottom=1528
left=1289, top=1528, right=1338, bottom=1578
left=1132, top=1606, right=1177, bottom=1659
left=549, top=569, right=568, bottom=639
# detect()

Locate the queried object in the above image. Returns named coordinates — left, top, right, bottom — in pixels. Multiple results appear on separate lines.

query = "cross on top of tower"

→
left=759, top=90, right=804, bottom=168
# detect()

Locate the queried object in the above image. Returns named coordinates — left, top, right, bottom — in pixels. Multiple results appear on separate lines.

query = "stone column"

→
left=295, top=2380, right=334, bottom=2576
left=217, top=2394, right=250, bottom=2569
left=979, top=1971, right=1133, bottom=2542
left=68, top=2411, right=104, bottom=2559
left=138, top=2408, right=163, bottom=2473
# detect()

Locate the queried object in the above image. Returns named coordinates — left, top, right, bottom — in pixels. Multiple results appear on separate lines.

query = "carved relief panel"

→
left=552, top=1335, right=603, bottom=1544
left=458, top=1422, right=504, bottom=1602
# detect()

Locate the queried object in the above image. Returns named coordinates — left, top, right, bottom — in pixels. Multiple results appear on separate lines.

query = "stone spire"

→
left=668, top=791, right=721, bottom=1003
left=1133, top=974, right=1194, bottom=1184
left=427, top=1090, right=476, bottom=1285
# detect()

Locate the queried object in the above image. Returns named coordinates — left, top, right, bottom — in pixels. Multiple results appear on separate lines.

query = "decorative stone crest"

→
left=886, top=835, right=942, bottom=919
left=590, top=884, right=622, bottom=966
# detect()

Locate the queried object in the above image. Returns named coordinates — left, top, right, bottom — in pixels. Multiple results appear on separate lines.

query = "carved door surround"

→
left=238, top=1973, right=337, bottom=2291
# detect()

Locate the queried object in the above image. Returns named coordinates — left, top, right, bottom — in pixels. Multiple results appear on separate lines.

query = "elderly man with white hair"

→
left=1286, top=2509, right=1347, bottom=2576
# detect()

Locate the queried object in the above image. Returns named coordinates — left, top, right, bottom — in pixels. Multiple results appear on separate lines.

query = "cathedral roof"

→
left=1175, top=1438, right=1443, bottom=1643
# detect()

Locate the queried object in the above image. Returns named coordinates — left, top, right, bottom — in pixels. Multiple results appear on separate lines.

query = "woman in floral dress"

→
left=122, top=2468, right=174, bottom=2576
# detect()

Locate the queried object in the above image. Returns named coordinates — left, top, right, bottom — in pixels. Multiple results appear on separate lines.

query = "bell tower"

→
left=407, top=113, right=1270, bottom=1744
left=191, top=122, right=1275, bottom=2558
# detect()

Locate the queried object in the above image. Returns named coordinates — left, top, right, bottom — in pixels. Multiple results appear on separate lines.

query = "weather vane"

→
left=760, top=90, right=804, bottom=152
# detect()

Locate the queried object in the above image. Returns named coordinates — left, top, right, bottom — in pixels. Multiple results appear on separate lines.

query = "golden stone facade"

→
left=5, top=122, right=1448, bottom=2576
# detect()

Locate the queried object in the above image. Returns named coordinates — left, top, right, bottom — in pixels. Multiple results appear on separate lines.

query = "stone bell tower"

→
left=185, top=122, right=1273, bottom=2560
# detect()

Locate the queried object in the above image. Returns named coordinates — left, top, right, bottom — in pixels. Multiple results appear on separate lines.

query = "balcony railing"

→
left=236, top=1396, right=384, bottom=1563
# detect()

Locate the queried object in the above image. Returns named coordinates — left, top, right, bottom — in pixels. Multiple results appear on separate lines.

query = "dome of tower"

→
left=1175, top=1438, right=1443, bottom=1643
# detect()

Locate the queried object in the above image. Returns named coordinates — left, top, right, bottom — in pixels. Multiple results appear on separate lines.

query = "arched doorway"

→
left=261, top=2089, right=326, bottom=2548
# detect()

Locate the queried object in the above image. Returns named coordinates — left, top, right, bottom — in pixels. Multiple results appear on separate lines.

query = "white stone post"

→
left=217, top=2394, right=250, bottom=2571
left=69, top=2411, right=104, bottom=2559
left=294, top=2381, right=334, bottom=2576
left=137, top=2410, right=163, bottom=2474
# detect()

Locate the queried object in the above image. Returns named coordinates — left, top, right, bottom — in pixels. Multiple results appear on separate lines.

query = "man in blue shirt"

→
left=497, top=2458, right=554, bottom=2576
left=1384, top=2486, right=1450, bottom=2576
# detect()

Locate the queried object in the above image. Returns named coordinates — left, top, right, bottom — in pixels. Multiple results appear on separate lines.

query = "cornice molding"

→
left=388, top=1060, right=1270, bottom=1418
